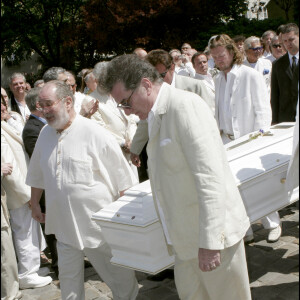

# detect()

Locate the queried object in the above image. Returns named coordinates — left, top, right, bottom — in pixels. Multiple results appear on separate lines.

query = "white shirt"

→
left=7, top=111, right=24, bottom=134
left=148, top=83, right=172, bottom=245
left=177, top=62, right=196, bottom=77
left=288, top=51, right=299, bottom=68
left=218, top=71, right=235, bottom=135
left=26, top=114, right=137, bottom=250
left=263, top=50, right=272, bottom=58
left=14, top=99, right=31, bottom=121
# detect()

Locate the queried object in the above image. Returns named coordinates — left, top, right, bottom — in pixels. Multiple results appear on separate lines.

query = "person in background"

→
left=192, top=52, right=218, bottom=115
left=1, top=87, right=24, bottom=134
left=266, top=35, right=287, bottom=63
left=1, top=162, right=22, bottom=300
left=33, top=79, right=45, bottom=88
left=271, top=23, right=299, bottom=125
left=1, top=106, right=52, bottom=289
left=133, top=47, right=148, bottom=59
left=261, top=30, right=276, bottom=58
left=233, top=35, right=246, bottom=59
left=243, top=36, right=272, bottom=97
left=22, top=88, right=59, bottom=277
left=9, top=73, right=31, bottom=122
left=169, top=49, right=183, bottom=74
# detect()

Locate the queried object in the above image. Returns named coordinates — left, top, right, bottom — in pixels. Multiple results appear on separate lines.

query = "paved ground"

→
left=20, top=204, right=299, bottom=300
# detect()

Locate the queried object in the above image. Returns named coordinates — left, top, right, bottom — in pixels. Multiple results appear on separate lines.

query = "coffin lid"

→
left=92, top=180, right=158, bottom=227
left=225, top=123, right=295, bottom=185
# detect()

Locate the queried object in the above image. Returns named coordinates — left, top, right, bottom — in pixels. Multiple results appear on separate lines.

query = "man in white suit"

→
left=26, top=80, right=139, bottom=300
left=243, top=36, right=273, bottom=97
left=1, top=115, right=52, bottom=289
left=209, top=34, right=281, bottom=243
left=130, top=49, right=214, bottom=168
left=98, top=54, right=252, bottom=300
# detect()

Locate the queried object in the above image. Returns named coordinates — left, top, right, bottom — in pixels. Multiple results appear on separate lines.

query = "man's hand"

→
left=198, top=248, right=221, bottom=272
left=31, top=202, right=45, bottom=223
left=130, top=152, right=141, bottom=167
left=80, top=99, right=99, bottom=118
left=1, top=163, right=13, bottom=176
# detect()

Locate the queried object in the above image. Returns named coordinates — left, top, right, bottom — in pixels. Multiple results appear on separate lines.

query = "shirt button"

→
left=58, top=150, right=61, bottom=154
left=57, top=161, right=60, bottom=165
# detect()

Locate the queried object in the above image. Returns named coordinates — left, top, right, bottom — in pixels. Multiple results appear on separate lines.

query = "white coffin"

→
left=92, top=180, right=175, bottom=274
left=92, top=122, right=299, bottom=274
left=225, top=122, right=299, bottom=223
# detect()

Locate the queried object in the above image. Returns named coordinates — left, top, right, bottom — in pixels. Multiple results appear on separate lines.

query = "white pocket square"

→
left=160, top=138, right=172, bottom=147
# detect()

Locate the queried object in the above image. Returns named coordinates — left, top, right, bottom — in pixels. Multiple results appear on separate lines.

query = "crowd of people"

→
left=1, top=22, right=298, bottom=300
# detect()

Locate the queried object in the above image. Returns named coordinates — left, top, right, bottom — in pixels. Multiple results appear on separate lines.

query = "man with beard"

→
left=26, top=80, right=139, bottom=300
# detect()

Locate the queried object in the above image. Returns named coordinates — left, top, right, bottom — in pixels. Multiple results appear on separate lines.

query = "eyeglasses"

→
left=249, top=46, right=264, bottom=51
left=117, top=89, right=135, bottom=109
left=272, top=44, right=282, bottom=49
left=37, top=98, right=64, bottom=112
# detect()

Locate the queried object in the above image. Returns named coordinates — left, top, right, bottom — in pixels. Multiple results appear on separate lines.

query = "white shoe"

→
left=267, top=225, right=282, bottom=243
left=19, top=273, right=52, bottom=289
left=38, top=266, right=50, bottom=277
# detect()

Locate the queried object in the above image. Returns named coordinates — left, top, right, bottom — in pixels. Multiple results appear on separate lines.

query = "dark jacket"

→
left=271, top=53, right=299, bottom=124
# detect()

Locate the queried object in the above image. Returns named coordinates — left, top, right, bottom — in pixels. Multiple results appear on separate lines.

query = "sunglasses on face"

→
left=249, top=46, right=264, bottom=51
left=272, top=44, right=282, bottom=49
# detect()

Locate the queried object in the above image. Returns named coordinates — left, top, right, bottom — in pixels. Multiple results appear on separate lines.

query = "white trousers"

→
left=246, top=211, right=281, bottom=236
left=9, top=203, right=46, bottom=280
left=57, top=241, right=139, bottom=300
left=1, top=225, right=19, bottom=300
left=174, top=240, right=252, bottom=300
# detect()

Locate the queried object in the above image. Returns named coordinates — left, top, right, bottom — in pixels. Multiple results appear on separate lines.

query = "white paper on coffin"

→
left=92, top=180, right=175, bottom=274
left=92, top=122, right=299, bottom=274
left=225, top=122, right=299, bottom=223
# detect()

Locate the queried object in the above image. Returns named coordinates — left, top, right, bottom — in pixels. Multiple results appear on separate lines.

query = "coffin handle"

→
left=280, top=178, right=286, bottom=184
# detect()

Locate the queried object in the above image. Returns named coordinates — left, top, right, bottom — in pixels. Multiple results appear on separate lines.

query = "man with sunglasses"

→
left=98, top=54, right=252, bottom=300
left=266, top=35, right=287, bottom=63
left=243, top=36, right=272, bottom=97
left=130, top=49, right=213, bottom=168
left=26, top=80, right=139, bottom=300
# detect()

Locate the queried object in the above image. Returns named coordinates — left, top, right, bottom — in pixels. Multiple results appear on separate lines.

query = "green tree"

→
left=1, top=0, right=88, bottom=70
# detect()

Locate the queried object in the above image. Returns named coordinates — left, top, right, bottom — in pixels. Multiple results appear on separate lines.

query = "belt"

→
left=220, top=130, right=235, bottom=140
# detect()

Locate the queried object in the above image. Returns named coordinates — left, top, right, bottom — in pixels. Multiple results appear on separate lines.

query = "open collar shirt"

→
left=26, top=114, right=137, bottom=250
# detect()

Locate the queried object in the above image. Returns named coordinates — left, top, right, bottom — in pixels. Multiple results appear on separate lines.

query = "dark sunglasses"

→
left=272, top=44, right=282, bottom=49
left=249, top=46, right=263, bottom=51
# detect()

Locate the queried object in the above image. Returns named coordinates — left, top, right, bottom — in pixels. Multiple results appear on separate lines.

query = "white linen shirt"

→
left=26, top=114, right=138, bottom=250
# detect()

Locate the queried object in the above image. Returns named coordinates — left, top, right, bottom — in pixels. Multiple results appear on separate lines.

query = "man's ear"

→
left=140, top=78, right=152, bottom=96
left=65, top=96, right=73, bottom=109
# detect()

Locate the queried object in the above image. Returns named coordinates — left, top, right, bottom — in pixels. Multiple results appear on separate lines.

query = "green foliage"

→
left=1, top=0, right=297, bottom=74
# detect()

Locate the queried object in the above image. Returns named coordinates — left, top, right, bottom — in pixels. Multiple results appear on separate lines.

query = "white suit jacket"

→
left=147, top=84, right=250, bottom=260
left=130, top=74, right=214, bottom=155
left=214, top=64, right=271, bottom=139
left=243, top=57, right=272, bottom=97
left=1, top=121, right=30, bottom=209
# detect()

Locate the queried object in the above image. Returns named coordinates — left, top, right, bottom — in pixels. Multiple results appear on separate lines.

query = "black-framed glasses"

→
left=272, top=44, right=282, bottom=49
left=117, top=89, right=135, bottom=109
left=249, top=46, right=263, bottom=51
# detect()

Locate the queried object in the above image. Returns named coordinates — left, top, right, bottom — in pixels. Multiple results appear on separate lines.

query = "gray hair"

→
left=244, top=36, right=261, bottom=50
left=25, top=87, right=41, bottom=111
left=93, top=62, right=109, bottom=81
left=261, top=30, right=276, bottom=40
left=33, top=79, right=44, bottom=88
left=271, top=35, right=280, bottom=45
left=41, top=80, right=74, bottom=106
left=84, top=72, right=95, bottom=83
left=43, top=67, right=66, bottom=82
left=97, top=54, right=162, bottom=94
left=8, top=72, right=26, bottom=85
